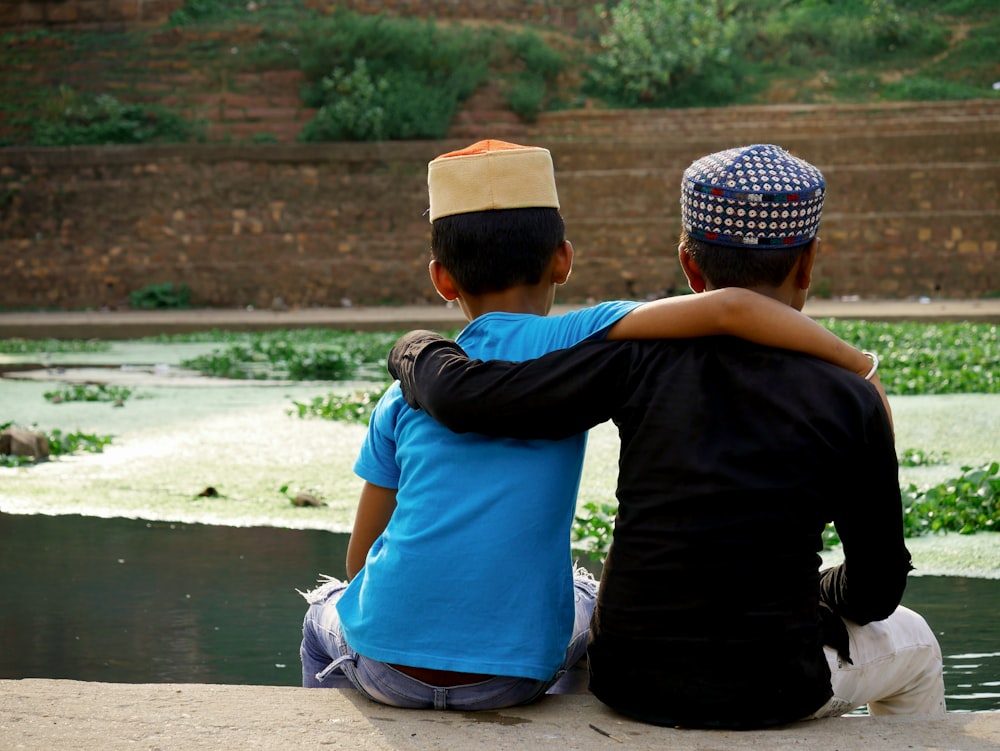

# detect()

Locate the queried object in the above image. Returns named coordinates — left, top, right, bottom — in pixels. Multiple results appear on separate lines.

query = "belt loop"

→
left=433, top=687, right=449, bottom=710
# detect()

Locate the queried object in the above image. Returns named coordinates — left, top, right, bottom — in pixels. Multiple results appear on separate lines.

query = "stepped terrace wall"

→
left=0, top=0, right=184, bottom=29
left=1, top=101, right=998, bottom=310
left=0, top=0, right=585, bottom=30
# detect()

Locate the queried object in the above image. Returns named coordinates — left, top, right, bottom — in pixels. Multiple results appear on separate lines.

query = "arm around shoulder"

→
left=387, top=330, right=632, bottom=440
left=607, top=288, right=874, bottom=378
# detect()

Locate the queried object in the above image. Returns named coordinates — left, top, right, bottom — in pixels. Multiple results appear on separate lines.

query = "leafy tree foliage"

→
left=591, top=0, right=741, bottom=106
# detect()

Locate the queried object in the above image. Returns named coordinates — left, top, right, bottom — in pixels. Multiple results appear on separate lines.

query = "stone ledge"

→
left=1, top=679, right=998, bottom=751
left=1, top=299, right=1000, bottom=341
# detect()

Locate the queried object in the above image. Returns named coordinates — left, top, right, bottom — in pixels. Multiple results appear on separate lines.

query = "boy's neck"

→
left=459, top=284, right=557, bottom=321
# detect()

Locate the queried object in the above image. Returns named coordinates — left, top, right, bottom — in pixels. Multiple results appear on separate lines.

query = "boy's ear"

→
left=678, top=242, right=707, bottom=293
left=795, top=238, right=819, bottom=290
left=428, top=259, right=460, bottom=302
left=551, top=240, right=574, bottom=285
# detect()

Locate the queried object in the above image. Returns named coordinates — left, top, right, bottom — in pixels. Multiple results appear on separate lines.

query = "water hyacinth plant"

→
left=165, top=321, right=999, bottom=394
left=67, top=320, right=995, bottom=556
left=287, top=385, right=390, bottom=425
left=178, top=329, right=405, bottom=381
left=44, top=384, right=135, bottom=404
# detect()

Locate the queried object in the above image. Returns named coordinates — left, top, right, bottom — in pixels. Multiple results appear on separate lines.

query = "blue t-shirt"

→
left=339, top=301, right=640, bottom=680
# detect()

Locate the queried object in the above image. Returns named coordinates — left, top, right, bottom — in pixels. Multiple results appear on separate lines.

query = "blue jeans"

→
left=299, top=571, right=597, bottom=709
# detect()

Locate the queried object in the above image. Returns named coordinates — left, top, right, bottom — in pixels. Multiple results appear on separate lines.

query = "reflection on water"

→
left=899, top=573, right=1000, bottom=713
left=0, top=513, right=346, bottom=686
left=0, top=513, right=996, bottom=712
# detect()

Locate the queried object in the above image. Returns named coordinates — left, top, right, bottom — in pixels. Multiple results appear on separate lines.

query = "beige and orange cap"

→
left=427, top=139, right=560, bottom=223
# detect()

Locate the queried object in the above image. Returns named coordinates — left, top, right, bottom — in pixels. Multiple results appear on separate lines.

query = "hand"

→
left=386, top=330, right=452, bottom=409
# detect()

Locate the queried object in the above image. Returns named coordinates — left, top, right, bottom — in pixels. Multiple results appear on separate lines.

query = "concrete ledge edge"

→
left=2, top=679, right=998, bottom=751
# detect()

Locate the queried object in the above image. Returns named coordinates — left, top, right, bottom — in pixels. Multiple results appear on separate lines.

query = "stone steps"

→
left=529, top=100, right=1000, bottom=138
left=556, top=161, right=999, bottom=216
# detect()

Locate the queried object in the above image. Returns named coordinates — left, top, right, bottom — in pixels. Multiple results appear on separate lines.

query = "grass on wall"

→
left=0, top=1, right=996, bottom=145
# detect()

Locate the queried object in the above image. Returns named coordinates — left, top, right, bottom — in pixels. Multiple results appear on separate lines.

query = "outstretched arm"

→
left=388, top=331, right=633, bottom=440
left=609, top=289, right=893, bottom=428
left=609, top=288, right=871, bottom=374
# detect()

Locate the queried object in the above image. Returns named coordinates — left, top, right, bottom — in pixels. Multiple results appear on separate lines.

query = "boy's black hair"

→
left=431, top=208, right=565, bottom=296
left=681, top=230, right=806, bottom=289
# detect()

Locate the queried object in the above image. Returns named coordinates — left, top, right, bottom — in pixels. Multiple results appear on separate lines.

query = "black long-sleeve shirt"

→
left=388, top=331, right=912, bottom=728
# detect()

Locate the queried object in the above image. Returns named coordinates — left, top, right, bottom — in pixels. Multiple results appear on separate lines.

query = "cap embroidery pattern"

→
left=680, top=144, right=825, bottom=248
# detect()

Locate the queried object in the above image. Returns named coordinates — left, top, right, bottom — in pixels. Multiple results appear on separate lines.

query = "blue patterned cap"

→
left=680, top=144, right=825, bottom=249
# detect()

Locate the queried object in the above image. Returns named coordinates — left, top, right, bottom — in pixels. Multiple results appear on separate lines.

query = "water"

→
left=1, top=513, right=997, bottom=712
left=0, top=513, right=346, bottom=686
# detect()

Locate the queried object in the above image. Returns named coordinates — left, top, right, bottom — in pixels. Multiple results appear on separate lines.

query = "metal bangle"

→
left=862, top=351, right=880, bottom=381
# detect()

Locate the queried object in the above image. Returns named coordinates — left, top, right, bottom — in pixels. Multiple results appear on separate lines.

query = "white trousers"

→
left=807, top=605, right=947, bottom=718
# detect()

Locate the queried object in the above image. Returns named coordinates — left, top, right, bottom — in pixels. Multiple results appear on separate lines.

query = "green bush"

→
left=881, top=76, right=988, bottom=101
left=505, top=74, right=548, bottom=122
left=297, top=12, right=491, bottom=142
left=589, top=0, right=742, bottom=106
left=3, top=1, right=996, bottom=147
left=129, top=282, right=193, bottom=310
left=758, top=0, right=948, bottom=67
left=507, top=30, right=566, bottom=81
left=300, top=61, right=465, bottom=141
left=501, top=30, right=567, bottom=121
left=298, top=12, right=490, bottom=88
left=899, top=0, right=997, bottom=16
left=298, top=59, right=387, bottom=142
left=168, top=0, right=250, bottom=26
left=916, top=15, right=1000, bottom=91
left=377, top=70, right=466, bottom=140
left=32, top=89, right=203, bottom=147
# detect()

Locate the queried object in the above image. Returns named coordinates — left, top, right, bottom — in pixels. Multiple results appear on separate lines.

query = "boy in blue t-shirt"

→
left=300, top=140, right=881, bottom=709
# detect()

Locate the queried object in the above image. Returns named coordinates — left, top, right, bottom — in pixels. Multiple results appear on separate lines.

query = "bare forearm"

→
left=609, top=288, right=873, bottom=376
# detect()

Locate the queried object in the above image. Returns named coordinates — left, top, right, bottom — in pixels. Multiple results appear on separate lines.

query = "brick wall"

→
left=1, top=100, right=998, bottom=310
left=0, top=0, right=184, bottom=29
left=0, top=0, right=585, bottom=29
left=309, top=0, right=587, bottom=28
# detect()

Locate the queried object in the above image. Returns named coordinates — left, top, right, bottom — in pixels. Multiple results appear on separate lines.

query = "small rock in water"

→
left=0, top=428, right=50, bottom=461
left=292, top=492, right=326, bottom=507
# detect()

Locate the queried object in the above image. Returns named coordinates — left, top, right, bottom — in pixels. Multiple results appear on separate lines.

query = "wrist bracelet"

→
left=862, top=351, right=880, bottom=381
